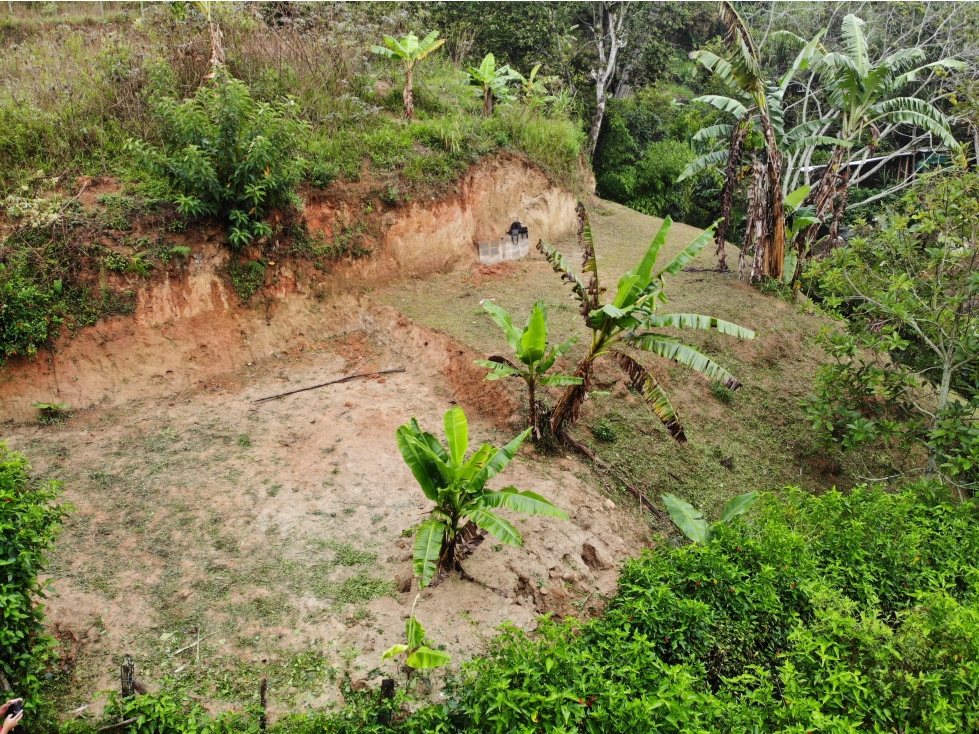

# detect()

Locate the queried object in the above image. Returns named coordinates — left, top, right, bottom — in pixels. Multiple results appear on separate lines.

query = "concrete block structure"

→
left=477, top=233, right=531, bottom=265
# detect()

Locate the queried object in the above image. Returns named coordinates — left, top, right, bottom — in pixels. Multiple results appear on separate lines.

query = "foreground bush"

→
left=0, top=444, right=67, bottom=706
left=55, top=484, right=979, bottom=733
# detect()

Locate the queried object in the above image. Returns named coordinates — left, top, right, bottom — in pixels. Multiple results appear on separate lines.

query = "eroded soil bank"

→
left=0, top=154, right=578, bottom=422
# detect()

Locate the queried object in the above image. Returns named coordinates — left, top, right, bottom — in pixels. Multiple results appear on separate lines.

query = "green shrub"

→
left=128, top=70, right=310, bottom=249
left=591, top=419, right=617, bottom=442
left=0, top=444, right=69, bottom=705
left=0, top=270, right=60, bottom=365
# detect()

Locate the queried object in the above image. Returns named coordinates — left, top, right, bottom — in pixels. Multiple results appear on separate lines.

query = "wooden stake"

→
left=259, top=678, right=267, bottom=732
left=121, top=655, right=135, bottom=698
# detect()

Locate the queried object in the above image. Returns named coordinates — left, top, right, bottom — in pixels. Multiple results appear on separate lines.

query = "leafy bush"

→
left=0, top=444, right=68, bottom=704
left=128, top=70, right=310, bottom=248
left=0, top=270, right=61, bottom=366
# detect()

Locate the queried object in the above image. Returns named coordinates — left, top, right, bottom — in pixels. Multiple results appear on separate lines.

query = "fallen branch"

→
left=98, top=718, right=137, bottom=732
left=253, top=368, right=405, bottom=402
left=559, top=431, right=672, bottom=525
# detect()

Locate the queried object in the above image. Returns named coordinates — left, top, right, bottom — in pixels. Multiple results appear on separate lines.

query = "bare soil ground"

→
left=4, top=331, right=648, bottom=719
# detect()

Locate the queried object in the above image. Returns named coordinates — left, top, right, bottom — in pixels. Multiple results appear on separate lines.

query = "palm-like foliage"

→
left=541, top=208, right=755, bottom=441
left=396, top=406, right=567, bottom=588
left=475, top=301, right=582, bottom=439
left=682, top=8, right=835, bottom=280
left=794, top=14, right=964, bottom=257
left=464, top=53, right=515, bottom=116
left=370, top=31, right=446, bottom=119
left=381, top=594, right=450, bottom=685
left=509, top=64, right=557, bottom=102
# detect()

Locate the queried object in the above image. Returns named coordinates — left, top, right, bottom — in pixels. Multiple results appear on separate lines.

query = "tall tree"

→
left=586, top=2, right=629, bottom=158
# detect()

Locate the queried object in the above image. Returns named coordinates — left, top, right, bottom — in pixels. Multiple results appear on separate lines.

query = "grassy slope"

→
left=379, top=198, right=885, bottom=520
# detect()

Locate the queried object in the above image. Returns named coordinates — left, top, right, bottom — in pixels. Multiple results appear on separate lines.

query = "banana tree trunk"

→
left=741, top=154, right=768, bottom=282
left=794, top=145, right=846, bottom=255
left=403, top=65, right=415, bottom=119
left=483, top=86, right=493, bottom=116
left=528, top=377, right=539, bottom=440
left=826, top=165, right=851, bottom=249
left=714, top=119, right=749, bottom=272
left=549, top=358, right=593, bottom=435
left=763, top=123, right=786, bottom=280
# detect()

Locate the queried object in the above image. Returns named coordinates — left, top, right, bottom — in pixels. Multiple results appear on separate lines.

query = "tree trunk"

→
left=587, top=2, right=628, bottom=158
left=741, top=155, right=768, bottom=282
left=483, top=86, right=493, bottom=116
left=714, top=119, right=749, bottom=271
left=826, top=165, right=851, bottom=249
left=549, top=358, right=593, bottom=435
left=793, top=145, right=846, bottom=257
left=403, top=66, right=414, bottom=119
left=762, top=122, right=786, bottom=280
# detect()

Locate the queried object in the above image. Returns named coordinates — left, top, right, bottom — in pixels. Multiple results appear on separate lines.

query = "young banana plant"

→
left=475, top=301, right=582, bottom=439
left=540, top=207, right=756, bottom=441
left=380, top=593, right=450, bottom=687
left=661, top=491, right=760, bottom=543
left=396, top=406, right=567, bottom=588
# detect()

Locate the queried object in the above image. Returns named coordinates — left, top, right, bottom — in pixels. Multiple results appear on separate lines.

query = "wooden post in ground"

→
left=259, top=678, right=267, bottom=731
left=121, top=655, right=135, bottom=698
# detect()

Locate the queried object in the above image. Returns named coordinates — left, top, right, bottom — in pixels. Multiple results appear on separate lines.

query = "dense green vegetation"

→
left=0, top=445, right=68, bottom=709
left=26, top=484, right=979, bottom=733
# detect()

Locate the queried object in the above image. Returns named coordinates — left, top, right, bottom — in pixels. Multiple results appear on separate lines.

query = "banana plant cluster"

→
left=541, top=208, right=755, bottom=441
left=661, top=491, right=760, bottom=544
left=475, top=301, right=582, bottom=438
left=396, top=406, right=567, bottom=588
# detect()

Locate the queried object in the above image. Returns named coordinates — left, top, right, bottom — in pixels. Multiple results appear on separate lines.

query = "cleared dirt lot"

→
left=4, top=328, right=649, bottom=717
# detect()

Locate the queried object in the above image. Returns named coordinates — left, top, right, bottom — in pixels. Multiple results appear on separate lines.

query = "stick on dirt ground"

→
left=253, top=368, right=406, bottom=402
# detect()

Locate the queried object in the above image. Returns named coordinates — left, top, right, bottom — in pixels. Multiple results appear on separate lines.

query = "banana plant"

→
left=661, top=491, right=760, bottom=544
left=381, top=593, right=450, bottom=686
left=781, top=185, right=820, bottom=283
left=792, top=14, right=965, bottom=257
left=541, top=207, right=756, bottom=441
left=396, top=406, right=567, bottom=588
left=475, top=301, right=582, bottom=439
left=370, top=31, right=446, bottom=119
left=464, top=53, right=515, bottom=116
left=510, top=63, right=557, bottom=102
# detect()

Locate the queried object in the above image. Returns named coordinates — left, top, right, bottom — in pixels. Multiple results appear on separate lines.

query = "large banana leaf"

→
left=414, top=31, right=445, bottom=61
left=538, top=374, right=583, bottom=387
left=468, top=508, right=522, bottom=546
left=873, top=97, right=960, bottom=148
left=474, top=486, right=569, bottom=518
left=874, top=109, right=959, bottom=149
left=413, top=520, right=446, bottom=587
left=625, top=334, right=741, bottom=389
left=661, top=493, right=709, bottom=544
left=519, top=303, right=548, bottom=364
left=474, top=359, right=522, bottom=380
left=406, top=646, right=451, bottom=669
left=537, top=334, right=579, bottom=373
left=396, top=424, right=441, bottom=501
left=468, top=428, right=531, bottom=493
left=840, top=14, right=869, bottom=77
left=678, top=150, right=730, bottom=182
left=481, top=301, right=520, bottom=351
left=653, top=224, right=717, bottom=279
left=611, top=351, right=685, bottom=442
left=692, top=124, right=734, bottom=143
left=641, top=313, right=755, bottom=339
left=691, top=94, right=749, bottom=117
left=443, top=406, right=469, bottom=468
left=403, top=433, right=456, bottom=485
left=380, top=644, right=408, bottom=661
left=459, top=444, right=494, bottom=480
left=720, top=491, right=760, bottom=523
